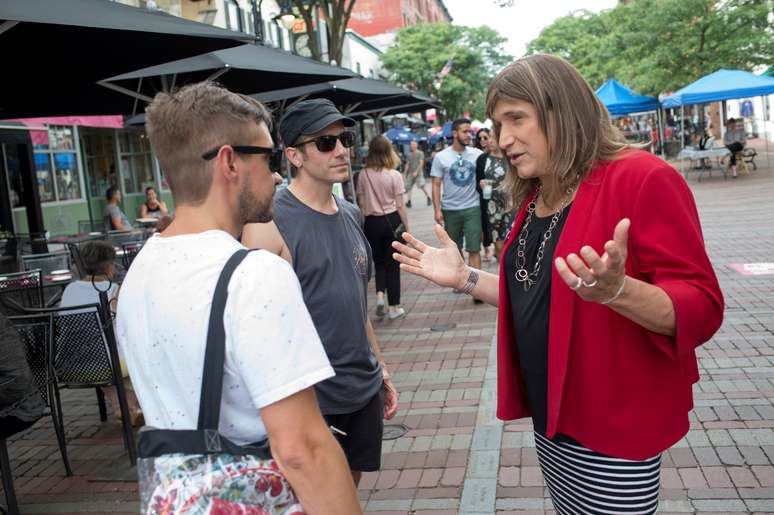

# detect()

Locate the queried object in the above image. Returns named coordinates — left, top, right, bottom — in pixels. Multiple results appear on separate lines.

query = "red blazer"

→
left=496, top=150, right=724, bottom=460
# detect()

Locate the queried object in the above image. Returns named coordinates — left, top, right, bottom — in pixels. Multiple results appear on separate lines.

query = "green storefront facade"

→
left=2, top=120, right=173, bottom=237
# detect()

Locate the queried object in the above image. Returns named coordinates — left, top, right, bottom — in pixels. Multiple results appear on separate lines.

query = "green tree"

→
left=290, top=0, right=357, bottom=66
left=527, top=0, right=774, bottom=95
left=380, top=23, right=512, bottom=120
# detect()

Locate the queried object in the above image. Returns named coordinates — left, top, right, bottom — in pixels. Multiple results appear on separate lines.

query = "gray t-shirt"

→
left=406, top=150, right=423, bottom=175
left=272, top=188, right=382, bottom=414
left=723, top=127, right=746, bottom=146
left=431, top=146, right=483, bottom=210
left=104, top=204, right=132, bottom=231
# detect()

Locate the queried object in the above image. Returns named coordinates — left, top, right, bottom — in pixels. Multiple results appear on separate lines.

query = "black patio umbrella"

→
left=0, top=0, right=252, bottom=118
left=347, top=93, right=441, bottom=120
left=253, top=78, right=414, bottom=113
left=99, top=44, right=359, bottom=114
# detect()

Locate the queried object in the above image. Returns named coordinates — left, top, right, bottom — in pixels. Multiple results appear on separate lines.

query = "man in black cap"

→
left=243, top=99, right=398, bottom=486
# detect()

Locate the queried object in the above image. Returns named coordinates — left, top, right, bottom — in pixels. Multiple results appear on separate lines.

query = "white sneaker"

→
left=387, top=307, right=406, bottom=319
left=376, top=297, right=385, bottom=318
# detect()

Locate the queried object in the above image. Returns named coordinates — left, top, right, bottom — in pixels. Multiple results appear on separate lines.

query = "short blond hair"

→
left=486, top=54, right=629, bottom=208
left=145, top=81, right=272, bottom=205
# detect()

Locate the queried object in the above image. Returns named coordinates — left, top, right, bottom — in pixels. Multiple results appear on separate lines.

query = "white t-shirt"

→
left=116, top=230, right=334, bottom=445
left=61, top=280, right=118, bottom=309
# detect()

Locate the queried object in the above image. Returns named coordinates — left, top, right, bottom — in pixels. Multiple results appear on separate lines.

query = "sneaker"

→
left=376, top=297, right=385, bottom=317
left=406, top=200, right=412, bottom=208
left=426, top=197, right=432, bottom=206
left=387, top=307, right=406, bottom=319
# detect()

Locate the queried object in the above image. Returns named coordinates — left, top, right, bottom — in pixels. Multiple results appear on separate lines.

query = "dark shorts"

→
left=442, top=206, right=482, bottom=252
left=323, top=388, right=384, bottom=472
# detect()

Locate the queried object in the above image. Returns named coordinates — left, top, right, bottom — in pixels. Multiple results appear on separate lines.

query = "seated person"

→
left=139, top=186, right=168, bottom=219
left=60, top=241, right=142, bottom=425
left=103, top=187, right=132, bottom=231
left=723, top=117, right=746, bottom=178
left=1, top=311, right=45, bottom=440
left=61, top=240, right=119, bottom=308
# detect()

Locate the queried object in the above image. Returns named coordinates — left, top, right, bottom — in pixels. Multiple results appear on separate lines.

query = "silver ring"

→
left=571, top=277, right=583, bottom=290
left=582, top=279, right=598, bottom=288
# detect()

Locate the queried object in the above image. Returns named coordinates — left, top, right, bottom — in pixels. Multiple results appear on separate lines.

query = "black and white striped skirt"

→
left=535, top=432, right=661, bottom=514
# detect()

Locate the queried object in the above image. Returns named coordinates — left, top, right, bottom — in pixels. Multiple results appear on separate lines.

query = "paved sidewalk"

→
left=3, top=150, right=774, bottom=514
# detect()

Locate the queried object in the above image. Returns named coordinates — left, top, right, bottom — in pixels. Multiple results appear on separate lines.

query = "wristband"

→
left=459, top=268, right=479, bottom=295
left=600, top=276, right=626, bottom=305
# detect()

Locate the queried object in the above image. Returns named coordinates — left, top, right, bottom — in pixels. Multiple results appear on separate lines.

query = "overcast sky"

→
left=443, top=0, right=618, bottom=58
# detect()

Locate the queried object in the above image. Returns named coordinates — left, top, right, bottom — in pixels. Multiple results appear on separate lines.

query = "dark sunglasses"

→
left=293, top=131, right=356, bottom=153
left=201, top=145, right=283, bottom=174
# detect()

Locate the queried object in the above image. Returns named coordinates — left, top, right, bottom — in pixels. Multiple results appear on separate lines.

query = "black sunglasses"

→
left=293, top=131, right=356, bottom=153
left=201, top=145, right=283, bottom=174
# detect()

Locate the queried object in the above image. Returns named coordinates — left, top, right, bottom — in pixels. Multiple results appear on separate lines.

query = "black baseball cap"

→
left=279, top=98, right=355, bottom=147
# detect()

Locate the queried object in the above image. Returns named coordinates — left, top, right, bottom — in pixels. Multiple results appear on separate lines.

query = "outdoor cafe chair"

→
left=0, top=270, right=44, bottom=316
left=24, top=303, right=137, bottom=468
left=77, top=219, right=106, bottom=234
left=121, top=241, right=144, bottom=270
left=21, top=251, right=71, bottom=277
left=107, top=230, right=142, bottom=247
left=6, top=313, right=72, bottom=477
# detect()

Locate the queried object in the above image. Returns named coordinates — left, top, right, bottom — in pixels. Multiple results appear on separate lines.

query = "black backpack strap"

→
left=197, top=248, right=257, bottom=430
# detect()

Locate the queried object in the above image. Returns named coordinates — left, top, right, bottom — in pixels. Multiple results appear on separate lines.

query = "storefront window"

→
left=54, top=152, right=81, bottom=201
left=33, top=125, right=83, bottom=203
left=118, top=130, right=154, bottom=194
left=81, top=130, right=117, bottom=198
left=34, top=153, right=54, bottom=203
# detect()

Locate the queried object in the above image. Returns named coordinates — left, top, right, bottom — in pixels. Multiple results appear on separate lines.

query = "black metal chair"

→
left=121, top=241, right=144, bottom=270
left=26, top=303, right=136, bottom=468
left=107, top=230, right=142, bottom=247
left=6, top=313, right=72, bottom=478
left=0, top=270, right=44, bottom=316
left=21, top=251, right=71, bottom=277
left=77, top=220, right=105, bottom=234
left=1, top=433, right=21, bottom=515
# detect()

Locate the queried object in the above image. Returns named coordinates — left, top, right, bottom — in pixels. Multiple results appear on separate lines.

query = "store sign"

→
left=729, top=263, right=774, bottom=276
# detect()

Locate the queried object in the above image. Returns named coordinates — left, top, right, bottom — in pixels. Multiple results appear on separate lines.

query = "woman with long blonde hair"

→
left=392, top=54, right=723, bottom=513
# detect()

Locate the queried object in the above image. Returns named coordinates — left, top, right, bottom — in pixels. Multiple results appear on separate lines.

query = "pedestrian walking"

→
left=393, top=54, right=723, bottom=515
left=430, top=118, right=484, bottom=303
left=117, top=82, right=360, bottom=513
left=475, top=128, right=494, bottom=262
left=475, top=129, right=513, bottom=261
left=242, top=98, right=399, bottom=487
left=403, top=140, right=432, bottom=207
left=357, top=135, right=409, bottom=319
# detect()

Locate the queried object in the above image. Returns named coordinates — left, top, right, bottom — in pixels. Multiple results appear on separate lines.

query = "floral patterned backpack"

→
left=136, top=249, right=305, bottom=515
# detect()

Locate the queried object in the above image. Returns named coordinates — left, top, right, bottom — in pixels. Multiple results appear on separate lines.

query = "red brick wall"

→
left=348, top=0, right=451, bottom=37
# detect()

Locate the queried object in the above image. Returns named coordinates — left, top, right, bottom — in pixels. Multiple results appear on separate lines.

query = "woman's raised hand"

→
left=391, top=224, right=468, bottom=289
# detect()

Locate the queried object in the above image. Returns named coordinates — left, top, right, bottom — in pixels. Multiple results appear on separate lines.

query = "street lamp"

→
left=273, top=1, right=298, bottom=31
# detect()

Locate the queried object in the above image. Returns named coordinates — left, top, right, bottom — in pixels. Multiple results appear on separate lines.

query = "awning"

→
left=662, top=69, right=774, bottom=108
left=595, top=80, right=660, bottom=116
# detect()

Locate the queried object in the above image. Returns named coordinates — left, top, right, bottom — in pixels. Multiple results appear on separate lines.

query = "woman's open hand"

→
left=554, top=218, right=629, bottom=303
left=391, top=224, right=467, bottom=289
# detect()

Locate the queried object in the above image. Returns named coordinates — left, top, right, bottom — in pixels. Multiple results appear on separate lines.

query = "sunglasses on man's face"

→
left=201, top=145, right=283, bottom=174
left=293, top=131, right=356, bottom=153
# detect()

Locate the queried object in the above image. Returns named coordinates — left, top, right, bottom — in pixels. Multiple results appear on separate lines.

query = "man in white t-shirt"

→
left=116, top=82, right=361, bottom=513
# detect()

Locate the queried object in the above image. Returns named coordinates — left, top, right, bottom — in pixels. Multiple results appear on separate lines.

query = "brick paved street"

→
left=3, top=145, right=774, bottom=514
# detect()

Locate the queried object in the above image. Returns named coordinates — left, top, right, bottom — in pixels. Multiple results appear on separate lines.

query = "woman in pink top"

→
left=356, top=136, right=409, bottom=319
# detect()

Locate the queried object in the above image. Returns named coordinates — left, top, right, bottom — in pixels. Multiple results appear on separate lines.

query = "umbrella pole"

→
left=657, top=109, right=665, bottom=157
left=763, top=95, right=771, bottom=172
left=347, top=161, right=357, bottom=209
left=680, top=105, right=685, bottom=175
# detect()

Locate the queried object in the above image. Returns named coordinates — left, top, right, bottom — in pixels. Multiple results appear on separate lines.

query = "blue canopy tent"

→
left=596, top=79, right=660, bottom=115
left=662, top=69, right=774, bottom=169
left=428, top=121, right=452, bottom=146
left=596, top=79, right=664, bottom=154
